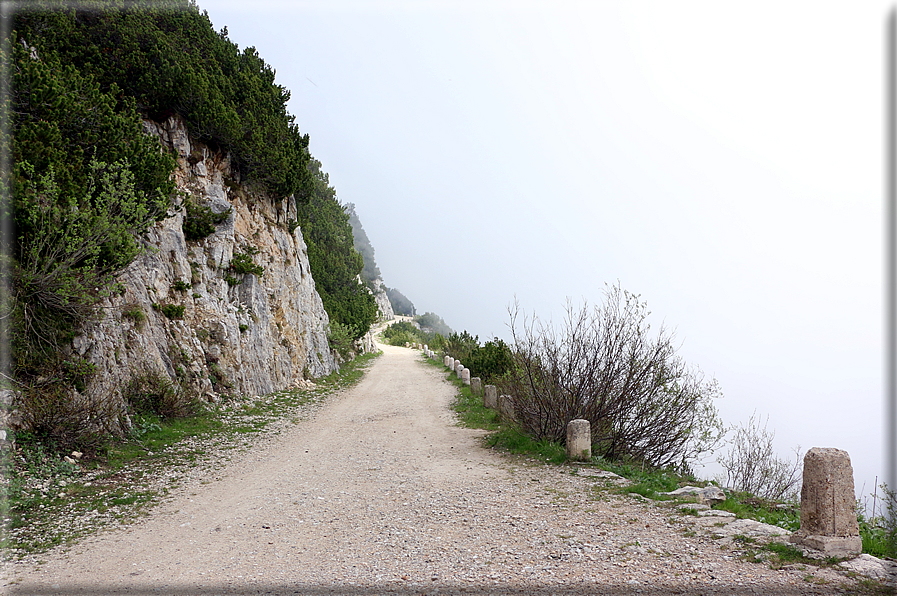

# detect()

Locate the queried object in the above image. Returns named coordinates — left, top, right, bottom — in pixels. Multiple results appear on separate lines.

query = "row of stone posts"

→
left=411, top=345, right=865, bottom=560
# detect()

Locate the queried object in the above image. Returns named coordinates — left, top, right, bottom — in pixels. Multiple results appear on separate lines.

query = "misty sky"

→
left=198, top=0, right=888, bottom=502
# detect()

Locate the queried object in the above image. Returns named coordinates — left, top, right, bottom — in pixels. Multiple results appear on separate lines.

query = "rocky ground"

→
left=2, top=343, right=893, bottom=595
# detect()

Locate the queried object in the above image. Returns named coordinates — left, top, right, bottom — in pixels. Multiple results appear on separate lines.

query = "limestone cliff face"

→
left=370, top=277, right=395, bottom=322
left=72, top=116, right=337, bottom=414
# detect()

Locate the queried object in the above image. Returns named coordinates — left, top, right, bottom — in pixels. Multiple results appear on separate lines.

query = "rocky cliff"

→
left=370, top=277, right=395, bottom=322
left=70, top=116, right=337, bottom=422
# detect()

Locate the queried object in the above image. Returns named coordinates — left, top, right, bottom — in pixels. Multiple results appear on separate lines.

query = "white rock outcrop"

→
left=66, top=115, right=337, bottom=430
left=369, top=276, right=395, bottom=322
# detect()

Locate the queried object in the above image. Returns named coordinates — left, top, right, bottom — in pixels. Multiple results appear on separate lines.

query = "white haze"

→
left=199, top=0, right=888, bottom=505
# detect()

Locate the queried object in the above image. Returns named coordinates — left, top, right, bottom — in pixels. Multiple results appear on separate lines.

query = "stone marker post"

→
left=789, top=447, right=862, bottom=558
left=484, top=385, right=497, bottom=409
left=461, top=369, right=471, bottom=385
left=566, top=419, right=591, bottom=461
left=444, top=355, right=450, bottom=367
left=498, top=394, right=515, bottom=423
left=470, top=377, right=483, bottom=396
left=447, top=357, right=455, bottom=370
left=455, top=362, right=463, bottom=378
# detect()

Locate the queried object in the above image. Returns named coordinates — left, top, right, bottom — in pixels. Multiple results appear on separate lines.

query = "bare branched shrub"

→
left=15, top=381, right=124, bottom=450
left=500, top=284, right=724, bottom=471
left=716, top=412, right=802, bottom=501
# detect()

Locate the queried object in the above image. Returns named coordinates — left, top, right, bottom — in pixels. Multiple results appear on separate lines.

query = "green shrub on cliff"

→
left=13, top=0, right=310, bottom=198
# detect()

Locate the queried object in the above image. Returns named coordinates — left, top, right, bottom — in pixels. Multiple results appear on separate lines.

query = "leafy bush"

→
left=381, top=320, right=447, bottom=350
left=12, top=160, right=170, bottom=380
left=154, top=303, right=185, bottom=319
left=716, top=412, right=802, bottom=501
left=183, top=201, right=231, bottom=241
left=122, top=306, right=146, bottom=328
left=443, top=331, right=481, bottom=365
left=172, top=280, right=191, bottom=292
left=499, top=285, right=725, bottom=471
left=14, top=1, right=312, bottom=198
left=229, top=249, right=264, bottom=277
left=327, top=321, right=357, bottom=360
left=464, top=338, right=514, bottom=383
left=381, top=321, right=421, bottom=346
left=125, top=369, right=195, bottom=419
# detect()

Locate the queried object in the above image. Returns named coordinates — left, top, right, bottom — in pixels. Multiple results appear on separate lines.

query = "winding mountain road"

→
left=6, top=342, right=851, bottom=595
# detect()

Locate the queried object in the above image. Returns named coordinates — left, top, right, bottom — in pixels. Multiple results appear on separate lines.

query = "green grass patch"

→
left=422, top=356, right=500, bottom=431
left=486, top=427, right=566, bottom=464
left=764, top=541, right=805, bottom=563
left=714, top=491, right=800, bottom=532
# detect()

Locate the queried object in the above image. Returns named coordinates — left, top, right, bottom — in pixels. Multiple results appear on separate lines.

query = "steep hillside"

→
left=6, top=1, right=374, bottom=442
left=346, top=204, right=394, bottom=321
left=11, top=115, right=339, bottom=436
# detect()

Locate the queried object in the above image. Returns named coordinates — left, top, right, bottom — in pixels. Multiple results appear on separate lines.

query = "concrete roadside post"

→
left=566, top=419, right=591, bottom=461
left=470, top=377, right=483, bottom=396
left=789, top=448, right=863, bottom=558
left=484, top=385, right=497, bottom=409
left=461, top=369, right=471, bottom=385
left=498, top=394, right=515, bottom=423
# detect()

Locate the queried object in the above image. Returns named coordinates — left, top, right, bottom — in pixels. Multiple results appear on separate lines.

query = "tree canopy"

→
left=13, top=0, right=311, bottom=199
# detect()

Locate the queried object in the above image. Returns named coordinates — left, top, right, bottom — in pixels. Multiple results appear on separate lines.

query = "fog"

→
left=200, top=0, right=890, bottom=505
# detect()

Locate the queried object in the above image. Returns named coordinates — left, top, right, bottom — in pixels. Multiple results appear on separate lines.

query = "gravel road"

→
left=5, top=343, right=859, bottom=595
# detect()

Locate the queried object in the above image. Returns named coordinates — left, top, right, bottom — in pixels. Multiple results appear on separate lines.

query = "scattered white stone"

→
left=71, top=451, right=83, bottom=460
left=63, top=456, right=77, bottom=465
left=663, top=486, right=726, bottom=505
left=715, top=518, right=790, bottom=539
left=676, top=503, right=710, bottom=511
left=839, top=554, right=897, bottom=583
left=698, top=509, right=735, bottom=517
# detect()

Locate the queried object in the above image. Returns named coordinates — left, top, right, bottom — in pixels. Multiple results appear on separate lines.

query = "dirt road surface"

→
left=5, top=343, right=851, bottom=595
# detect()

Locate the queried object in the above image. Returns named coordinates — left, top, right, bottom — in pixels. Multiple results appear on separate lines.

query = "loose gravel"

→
left=1, top=344, right=869, bottom=595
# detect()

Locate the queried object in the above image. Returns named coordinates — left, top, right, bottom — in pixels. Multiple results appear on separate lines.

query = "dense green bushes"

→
left=182, top=200, right=231, bottom=240
left=441, top=332, right=514, bottom=384
left=382, top=321, right=429, bottom=347
left=463, top=338, right=514, bottom=383
left=296, top=160, right=377, bottom=341
left=14, top=0, right=310, bottom=198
